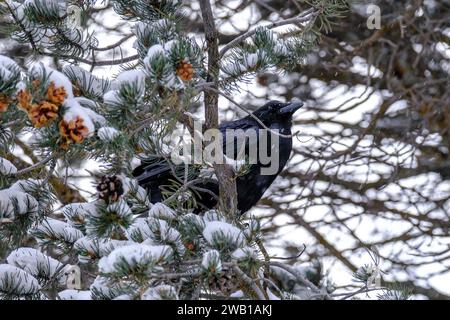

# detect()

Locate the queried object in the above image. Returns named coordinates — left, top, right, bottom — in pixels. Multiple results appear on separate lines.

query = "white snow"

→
left=181, top=213, right=205, bottom=231
left=0, top=264, right=41, bottom=295
left=143, top=43, right=185, bottom=90
left=230, top=290, right=244, bottom=298
left=8, top=179, right=41, bottom=193
left=30, top=63, right=74, bottom=98
left=74, top=237, right=134, bottom=263
left=89, top=276, right=118, bottom=298
left=0, top=188, right=38, bottom=218
left=148, top=218, right=185, bottom=254
left=274, top=42, right=289, bottom=56
left=23, top=0, right=65, bottom=15
left=232, top=247, right=259, bottom=261
left=126, top=218, right=153, bottom=242
left=153, top=18, right=175, bottom=30
left=58, top=289, right=91, bottom=300
left=5, top=1, right=30, bottom=31
left=223, top=51, right=266, bottom=75
left=34, top=218, right=83, bottom=244
left=243, top=219, right=260, bottom=239
left=145, top=44, right=166, bottom=61
left=98, top=243, right=173, bottom=273
left=106, top=199, right=132, bottom=218
left=243, top=53, right=259, bottom=69
left=0, top=55, right=19, bottom=82
left=113, top=294, right=133, bottom=300
left=266, top=288, right=281, bottom=300
left=62, top=202, right=96, bottom=227
left=115, top=69, right=146, bottom=95
left=85, top=200, right=132, bottom=235
left=163, top=39, right=179, bottom=52
left=0, top=158, right=17, bottom=175
left=122, top=177, right=149, bottom=204
left=0, top=55, right=18, bottom=70
left=63, top=264, right=81, bottom=290
left=133, top=21, right=148, bottom=38
left=8, top=190, right=39, bottom=216
left=73, top=97, right=106, bottom=125
left=163, top=72, right=185, bottom=90
left=202, top=210, right=227, bottom=222
left=63, top=65, right=110, bottom=97
left=148, top=203, right=176, bottom=220
left=62, top=98, right=96, bottom=135
left=141, top=284, right=178, bottom=300
left=7, top=248, right=63, bottom=281
left=0, top=189, right=14, bottom=218
left=201, top=249, right=222, bottom=273
left=97, top=127, right=120, bottom=141
left=102, top=90, right=122, bottom=108
left=203, top=221, right=246, bottom=248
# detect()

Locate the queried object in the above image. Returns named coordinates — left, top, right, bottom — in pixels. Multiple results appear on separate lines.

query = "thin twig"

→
left=269, top=244, right=306, bottom=260
left=11, top=153, right=59, bottom=177
left=92, top=34, right=134, bottom=51
left=205, top=86, right=295, bottom=138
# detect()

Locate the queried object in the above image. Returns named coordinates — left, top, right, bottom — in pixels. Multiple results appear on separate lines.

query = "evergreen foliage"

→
left=0, top=0, right=405, bottom=300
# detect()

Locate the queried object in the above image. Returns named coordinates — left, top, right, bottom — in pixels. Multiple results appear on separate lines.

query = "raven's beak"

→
left=279, top=101, right=304, bottom=114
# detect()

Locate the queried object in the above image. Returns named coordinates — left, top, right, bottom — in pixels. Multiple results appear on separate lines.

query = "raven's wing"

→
left=219, top=117, right=261, bottom=161
left=132, top=157, right=179, bottom=203
left=219, top=116, right=259, bottom=133
left=133, top=117, right=260, bottom=208
left=133, top=117, right=260, bottom=179
left=133, top=157, right=218, bottom=211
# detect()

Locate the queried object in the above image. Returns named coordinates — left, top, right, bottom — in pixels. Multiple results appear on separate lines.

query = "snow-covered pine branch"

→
left=0, top=0, right=391, bottom=301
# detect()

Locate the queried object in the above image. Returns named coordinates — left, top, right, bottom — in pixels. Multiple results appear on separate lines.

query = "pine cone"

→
left=96, top=175, right=124, bottom=203
left=208, top=270, right=239, bottom=297
left=176, top=60, right=194, bottom=81
left=28, top=101, right=59, bottom=128
left=0, top=94, right=10, bottom=113
left=46, top=81, right=67, bottom=105
left=59, top=116, right=89, bottom=149
left=17, top=89, right=32, bottom=111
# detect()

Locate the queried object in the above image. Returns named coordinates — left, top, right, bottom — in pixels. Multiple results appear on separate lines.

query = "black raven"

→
left=133, top=100, right=303, bottom=214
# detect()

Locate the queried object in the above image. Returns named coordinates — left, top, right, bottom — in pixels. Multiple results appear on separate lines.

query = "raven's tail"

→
left=132, top=157, right=218, bottom=210
left=132, top=156, right=179, bottom=203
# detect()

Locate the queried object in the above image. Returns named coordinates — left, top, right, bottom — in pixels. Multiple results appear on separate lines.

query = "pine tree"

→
left=0, top=0, right=405, bottom=300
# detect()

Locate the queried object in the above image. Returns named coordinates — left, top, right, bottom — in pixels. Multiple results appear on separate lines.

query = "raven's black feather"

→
left=133, top=100, right=303, bottom=214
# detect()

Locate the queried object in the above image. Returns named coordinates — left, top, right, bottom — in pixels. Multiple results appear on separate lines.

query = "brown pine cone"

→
left=46, top=81, right=67, bottom=105
left=59, top=116, right=89, bottom=149
left=96, top=175, right=124, bottom=204
left=28, top=101, right=59, bottom=128
left=176, top=60, right=194, bottom=81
